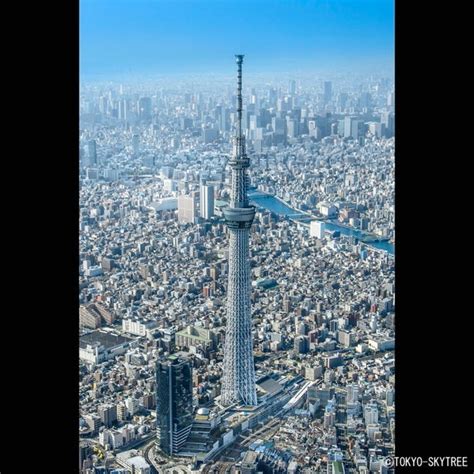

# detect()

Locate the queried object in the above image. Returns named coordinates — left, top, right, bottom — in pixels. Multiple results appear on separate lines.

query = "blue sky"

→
left=80, top=0, right=394, bottom=77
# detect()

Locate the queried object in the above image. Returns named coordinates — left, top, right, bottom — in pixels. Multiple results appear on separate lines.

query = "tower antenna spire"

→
left=235, top=54, right=244, bottom=141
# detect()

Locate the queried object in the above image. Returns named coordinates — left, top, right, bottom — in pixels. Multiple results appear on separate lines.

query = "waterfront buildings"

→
left=310, top=220, right=326, bottom=239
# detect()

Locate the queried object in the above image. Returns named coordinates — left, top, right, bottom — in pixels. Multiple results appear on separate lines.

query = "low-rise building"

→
left=80, top=330, right=134, bottom=365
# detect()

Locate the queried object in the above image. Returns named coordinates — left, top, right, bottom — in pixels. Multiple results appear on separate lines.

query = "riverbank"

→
left=249, top=190, right=394, bottom=255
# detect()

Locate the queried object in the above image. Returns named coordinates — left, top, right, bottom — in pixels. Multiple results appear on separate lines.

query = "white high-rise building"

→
left=126, top=397, right=139, bottom=417
left=364, top=402, right=379, bottom=425
left=178, top=193, right=196, bottom=224
left=200, top=184, right=214, bottom=219
left=310, top=220, right=326, bottom=239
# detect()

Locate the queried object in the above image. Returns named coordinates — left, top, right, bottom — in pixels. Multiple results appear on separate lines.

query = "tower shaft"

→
left=221, top=55, right=257, bottom=406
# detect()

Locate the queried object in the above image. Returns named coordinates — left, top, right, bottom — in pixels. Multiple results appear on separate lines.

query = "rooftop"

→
left=176, top=325, right=213, bottom=342
left=127, top=456, right=150, bottom=469
left=257, top=377, right=284, bottom=396
left=80, top=330, right=132, bottom=349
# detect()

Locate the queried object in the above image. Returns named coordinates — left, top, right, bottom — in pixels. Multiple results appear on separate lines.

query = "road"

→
left=144, top=440, right=160, bottom=474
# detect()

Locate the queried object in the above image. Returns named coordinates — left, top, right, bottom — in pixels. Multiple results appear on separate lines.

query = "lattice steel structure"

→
left=221, top=55, right=258, bottom=406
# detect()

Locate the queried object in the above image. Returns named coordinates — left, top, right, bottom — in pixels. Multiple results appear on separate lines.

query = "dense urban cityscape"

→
left=79, top=55, right=395, bottom=474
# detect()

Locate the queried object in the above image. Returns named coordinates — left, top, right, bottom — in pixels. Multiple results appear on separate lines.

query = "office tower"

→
left=324, top=399, right=336, bottom=428
left=156, top=355, right=193, bottom=456
left=79, top=444, right=91, bottom=472
left=287, top=118, right=299, bottom=138
left=387, top=90, right=395, bottom=108
left=98, top=404, right=117, bottom=428
left=292, top=106, right=301, bottom=122
left=308, top=120, right=320, bottom=139
left=337, top=92, right=348, bottom=110
left=221, top=55, right=258, bottom=407
left=359, top=92, right=372, bottom=109
left=249, top=114, right=261, bottom=132
left=347, top=383, right=359, bottom=404
left=386, top=388, right=395, bottom=407
left=138, top=97, right=152, bottom=122
left=272, top=116, right=286, bottom=135
left=88, top=139, right=97, bottom=166
left=368, top=121, right=384, bottom=138
left=381, top=111, right=394, bottom=138
left=294, top=335, right=309, bottom=353
left=118, top=99, right=129, bottom=121
left=250, top=91, right=258, bottom=109
left=276, top=98, right=288, bottom=113
left=210, top=265, right=219, bottom=281
left=309, top=221, right=326, bottom=239
left=338, top=329, right=354, bottom=348
left=289, top=79, right=296, bottom=95
left=343, top=116, right=352, bottom=138
left=267, top=87, right=277, bottom=107
left=200, top=184, right=214, bottom=220
left=132, top=134, right=140, bottom=155
left=99, top=96, right=108, bottom=114
left=324, top=81, right=332, bottom=104
left=125, top=396, right=139, bottom=416
left=364, top=402, right=379, bottom=425
left=215, top=104, right=223, bottom=123
left=117, top=402, right=127, bottom=422
left=118, top=99, right=125, bottom=120
left=178, top=193, right=196, bottom=224
left=344, top=116, right=361, bottom=139
left=220, top=107, right=230, bottom=132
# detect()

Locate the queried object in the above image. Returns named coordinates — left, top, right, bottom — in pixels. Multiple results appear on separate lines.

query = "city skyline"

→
left=79, top=54, right=395, bottom=469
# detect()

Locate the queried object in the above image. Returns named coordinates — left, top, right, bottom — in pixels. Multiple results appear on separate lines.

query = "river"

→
left=248, top=191, right=394, bottom=255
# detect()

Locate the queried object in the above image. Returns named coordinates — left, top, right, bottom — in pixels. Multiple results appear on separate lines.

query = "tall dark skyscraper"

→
left=156, top=355, right=194, bottom=455
left=221, top=55, right=258, bottom=406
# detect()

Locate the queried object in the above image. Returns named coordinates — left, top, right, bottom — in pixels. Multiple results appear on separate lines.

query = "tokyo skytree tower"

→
left=221, top=54, right=258, bottom=407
